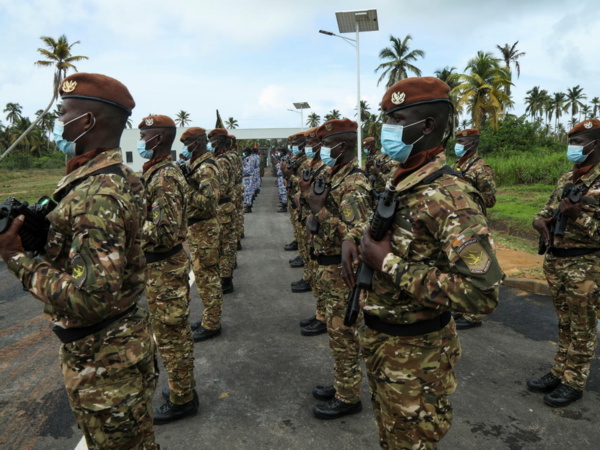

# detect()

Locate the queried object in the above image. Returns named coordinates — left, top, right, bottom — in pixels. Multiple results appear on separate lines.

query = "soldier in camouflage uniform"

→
left=343, top=77, right=503, bottom=448
left=364, top=136, right=399, bottom=195
left=307, top=119, right=373, bottom=420
left=451, top=128, right=497, bottom=330
left=298, top=127, right=329, bottom=337
left=211, top=129, right=237, bottom=294
left=0, top=73, right=158, bottom=449
left=138, top=115, right=197, bottom=423
left=228, top=135, right=245, bottom=251
left=242, top=147, right=254, bottom=213
left=276, top=150, right=288, bottom=212
left=180, top=127, right=223, bottom=342
left=528, top=118, right=600, bottom=408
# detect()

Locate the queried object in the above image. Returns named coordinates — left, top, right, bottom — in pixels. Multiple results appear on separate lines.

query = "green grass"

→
left=0, top=168, right=64, bottom=204
left=486, top=152, right=571, bottom=186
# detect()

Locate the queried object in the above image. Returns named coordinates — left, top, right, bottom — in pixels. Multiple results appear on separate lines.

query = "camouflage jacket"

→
left=347, top=152, right=503, bottom=325
left=6, top=148, right=146, bottom=328
left=216, top=152, right=236, bottom=218
left=186, top=152, right=220, bottom=221
left=313, top=158, right=373, bottom=256
left=534, top=163, right=600, bottom=249
left=288, top=153, right=308, bottom=195
left=370, top=151, right=399, bottom=194
left=141, top=157, right=188, bottom=253
left=452, top=152, right=496, bottom=209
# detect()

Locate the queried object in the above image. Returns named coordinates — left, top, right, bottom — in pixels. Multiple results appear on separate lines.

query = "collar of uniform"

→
left=394, top=152, right=446, bottom=192
left=143, top=154, right=172, bottom=176
left=293, top=153, right=307, bottom=163
left=190, top=151, right=212, bottom=170
left=330, top=157, right=358, bottom=190
left=576, top=161, right=600, bottom=185
left=457, top=151, right=479, bottom=168
left=54, top=148, right=123, bottom=195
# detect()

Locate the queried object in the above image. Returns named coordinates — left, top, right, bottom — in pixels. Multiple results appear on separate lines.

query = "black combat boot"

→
left=237, top=240, right=242, bottom=251
left=154, top=391, right=199, bottom=424
left=301, top=319, right=326, bottom=336
left=455, top=316, right=482, bottom=330
left=284, top=240, right=298, bottom=251
left=277, top=205, right=288, bottom=213
left=313, top=398, right=362, bottom=420
left=543, top=383, right=583, bottom=407
left=221, top=277, right=234, bottom=294
left=299, top=315, right=316, bottom=327
left=190, top=320, right=202, bottom=331
left=527, top=372, right=561, bottom=393
left=291, top=279, right=311, bottom=293
left=289, top=255, right=304, bottom=268
left=244, top=205, right=252, bottom=213
left=193, top=326, right=222, bottom=342
left=312, top=385, right=336, bottom=401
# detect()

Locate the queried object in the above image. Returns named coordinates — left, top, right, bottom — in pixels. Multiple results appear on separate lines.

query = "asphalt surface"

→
left=0, top=174, right=599, bottom=450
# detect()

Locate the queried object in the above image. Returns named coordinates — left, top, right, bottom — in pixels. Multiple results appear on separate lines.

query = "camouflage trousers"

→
left=544, top=253, right=600, bottom=390
left=315, top=263, right=362, bottom=403
left=145, top=249, right=195, bottom=405
left=218, top=205, right=238, bottom=278
left=289, top=200, right=299, bottom=243
left=60, top=306, right=158, bottom=449
left=359, top=319, right=461, bottom=449
left=189, top=219, right=223, bottom=330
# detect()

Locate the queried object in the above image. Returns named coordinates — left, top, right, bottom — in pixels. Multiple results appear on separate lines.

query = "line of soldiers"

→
left=0, top=72, right=258, bottom=448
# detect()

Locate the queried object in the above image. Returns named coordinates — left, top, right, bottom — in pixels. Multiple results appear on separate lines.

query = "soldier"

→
left=528, top=118, right=600, bottom=408
left=211, top=128, right=237, bottom=294
left=307, top=118, right=373, bottom=420
left=137, top=115, right=198, bottom=423
left=298, top=127, right=330, bottom=337
left=0, top=73, right=158, bottom=448
left=276, top=149, right=288, bottom=212
left=242, top=147, right=254, bottom=213
left=180, top=127, right=224, bottom=342
left=342, top=77, right=503, bottom=448
left=451, top=128, right=498, bottom=330
left=251, top=148, right=261, bottom=200
left=363, top=136, right=399, bottom=195
left=227, top=135, right=245, bottom=252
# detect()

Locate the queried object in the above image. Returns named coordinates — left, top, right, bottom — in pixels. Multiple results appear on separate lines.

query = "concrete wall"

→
left=120, top=127, right=303, bottom=172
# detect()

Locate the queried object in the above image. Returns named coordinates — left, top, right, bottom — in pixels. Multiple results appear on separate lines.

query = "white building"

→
left=120, top=127, right=304, bottom=172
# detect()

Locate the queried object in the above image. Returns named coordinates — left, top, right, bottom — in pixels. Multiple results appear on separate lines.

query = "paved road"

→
left=0, top=175, right=598, bottom=449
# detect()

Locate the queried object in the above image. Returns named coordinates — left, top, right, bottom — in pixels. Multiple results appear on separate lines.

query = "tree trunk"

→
left=0, top=94, right=56, bottom=163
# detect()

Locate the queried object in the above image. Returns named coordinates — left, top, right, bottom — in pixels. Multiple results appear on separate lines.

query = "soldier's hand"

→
left=308, top=184, right=329, bottom=215
left=299, top=176, right=311, bottom=194
left=293, top=193, right=301, bottom=209
left=559, top=198, right=583, bottom=220
left=0, top=215, right=25, bottom=262
left=359, top=228, right=392, bottom=271
left=341, top=240, right=359, bottom=289
left=533, top=218, right=552, bottom=245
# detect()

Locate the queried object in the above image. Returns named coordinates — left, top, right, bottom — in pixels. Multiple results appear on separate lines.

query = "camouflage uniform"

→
left=295, top=155, right=313, bottom=278
left=312, top=158, right=373, bottom=403
left=242, top=155, right=254, bottom=207
left=6, top=149, right=158, bottom=449
left=347, top=151, right=503, bottom=449
left=229, top=150, right=245, bottom=241
left=186, top=152, right=223, bottom=330
left=452, top=152, right=497, bottom=323
left=216, top=152, right=238, bottom=278
left=368, top=151, right=399, bottom=195
left=534, top=164, right=600, bottom=391
left=142, top=156, right=195, bottom=405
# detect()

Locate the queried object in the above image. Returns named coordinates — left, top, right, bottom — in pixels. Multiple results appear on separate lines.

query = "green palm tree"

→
left=306, top=112, right=321, bottom=127
left=450, top=51, right=512, bottom=130
left=565, top=85, right=587, bottom=121
left=225, top=117, right=238, bottom=129
left=591, top=97, right=600, bottom=118
left=175, top=110, right=191, bottom=127
left=324, top=109, right=342, bottom=121
left=581, top=104, right=592, bottom=119
left=434, top=66, right=458, bottom=89
left=3, top=103, right=23, bottom=125
left=496, top=41, right=525, bottom=98
left=548, top=92, right=567, bottom=129
left=375, top=35, right=424, bottom=88
left=354, top=100, right=371, bottom=122
left=1, top=35, right=87, bottom=162
left=524, top=86, right=549, bottom=120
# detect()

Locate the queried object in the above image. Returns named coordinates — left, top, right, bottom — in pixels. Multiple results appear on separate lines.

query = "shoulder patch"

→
left=151, top=202, right=161, bottom=224
left=71, top=254, right=87, bottom=289
left=452, top=230, right=491, bottom=274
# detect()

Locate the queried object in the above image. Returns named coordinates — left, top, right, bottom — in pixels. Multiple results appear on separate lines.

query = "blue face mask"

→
left=364, top=148, right=371, bottom=155
left=291, top=145, right=301, bottom=156
left=321, top=143, right=342, bottom=167
left=454, top=143, right=466, bottom=157
left=52, top=112, right=95, bottom=156
left=567, top=141, right=594, bottom=163
left=137, top=134, right=159, bottom=160
left=305, top=147, right=316, bottom=159
left=207, top=140, right=216, bottom=153
left=380, top=120, right=425, bottom=163
left=182, top=145, right=193, bottom=159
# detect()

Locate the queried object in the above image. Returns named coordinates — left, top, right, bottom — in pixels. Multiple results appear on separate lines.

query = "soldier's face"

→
left=386, top=108, right=426, bottom=146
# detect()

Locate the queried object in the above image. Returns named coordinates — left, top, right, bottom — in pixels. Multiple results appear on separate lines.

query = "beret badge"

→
left=462, top=131, right=468, bottom=136
left=145, top=118, right=154, bottom=126
left=584, top=121, right=593, bottom=129
left=391, top=91, right=406, bottom=105
left=62, top=80, right=77, bottom=93
left=325, top=123, right=333, bottom=131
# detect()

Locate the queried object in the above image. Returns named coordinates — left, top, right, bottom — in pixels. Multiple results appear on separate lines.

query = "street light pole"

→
left=355, top=20, right=361, bottom=168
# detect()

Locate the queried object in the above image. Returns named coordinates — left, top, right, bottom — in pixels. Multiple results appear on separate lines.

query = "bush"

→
left=0, top=151, right=64, bottom=170
left=486, top=149, right=571, bottom=186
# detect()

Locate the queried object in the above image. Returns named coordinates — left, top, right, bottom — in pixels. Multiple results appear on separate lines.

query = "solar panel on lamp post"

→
left=319, top=9, right=378, bottom=168
left=292, top=102, right=310, bottom=131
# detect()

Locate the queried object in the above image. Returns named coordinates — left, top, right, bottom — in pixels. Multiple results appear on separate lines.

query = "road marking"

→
left=74, top=268, right=196, bottom=449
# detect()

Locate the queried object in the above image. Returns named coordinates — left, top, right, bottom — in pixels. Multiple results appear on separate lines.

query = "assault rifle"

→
left=0, top=196, right=57, bottom=255
left=344, top=187, right=397, bottom=326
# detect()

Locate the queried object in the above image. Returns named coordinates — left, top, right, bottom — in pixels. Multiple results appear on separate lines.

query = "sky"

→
left=1, top=0, right=599, bottom=131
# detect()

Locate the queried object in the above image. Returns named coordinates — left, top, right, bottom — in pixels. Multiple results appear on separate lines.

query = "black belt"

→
left=364, top=311, right=451, bottom=337
left=52, top=305, right=137, bottom=344
left=218, top=197, right=232, bottom=205
left=549, top=247, right=600, bottom=257
left=317, top=254, right=342, bottom=265
left=144, top=243, right=183, bottom=264
left=188, top=217, right=209, bottom=226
